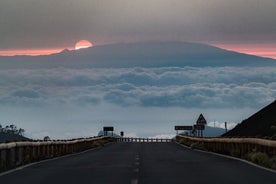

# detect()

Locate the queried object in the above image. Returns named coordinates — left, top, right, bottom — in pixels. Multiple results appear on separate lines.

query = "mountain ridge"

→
left=0, top=41, right=275, bottom=69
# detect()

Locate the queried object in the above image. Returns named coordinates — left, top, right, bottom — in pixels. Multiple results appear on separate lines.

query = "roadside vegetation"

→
left=0, top=124, right=30, bottom=143
left=0, top=124, right=25, bottom=136
left=177, top=136, right=276, bottom=170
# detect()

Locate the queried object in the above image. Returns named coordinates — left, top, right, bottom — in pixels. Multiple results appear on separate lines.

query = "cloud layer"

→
left=0, top=67, right=275, bottom=109
left=1, top=66, right=275, bottom=138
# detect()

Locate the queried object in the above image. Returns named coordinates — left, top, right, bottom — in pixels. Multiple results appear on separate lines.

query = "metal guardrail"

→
left=176, top=135, right=276, bottom=157
left=0, top=136, right=116, bottom=172
left=117, top=137, right=172, bottom=143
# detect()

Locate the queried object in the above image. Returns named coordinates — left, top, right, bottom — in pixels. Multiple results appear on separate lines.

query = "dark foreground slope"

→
left=223, top=100, right=276, bottom=137
left=0, top=41, right=275, bottom=69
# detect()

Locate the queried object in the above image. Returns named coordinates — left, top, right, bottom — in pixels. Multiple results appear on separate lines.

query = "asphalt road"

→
left=1, top=142, right=276, bottom=184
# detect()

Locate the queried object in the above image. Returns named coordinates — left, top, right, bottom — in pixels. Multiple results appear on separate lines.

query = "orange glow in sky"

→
left=212, top=43, right=276, bottom=59
left=0, top=40, right=93, bottom=56
left=0, top=48, right=74, bottom=56
left=0, top=42, right=275, bottom=59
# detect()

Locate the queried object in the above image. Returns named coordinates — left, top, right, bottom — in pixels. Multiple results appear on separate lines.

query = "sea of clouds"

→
left=0, top=66, right=275, bottom=138
left=0, top=67, right=275, bottom=108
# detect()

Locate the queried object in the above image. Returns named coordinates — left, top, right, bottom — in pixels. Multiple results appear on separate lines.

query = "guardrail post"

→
left=61, top=144, right=64, bottom=155
left=35, top=146, right=39, bottom=161
left=240, top=143, right=244, bottom=157
left=57, top=144, right=61, bottom=155
left=5, top=149, right=11, bottom=169
left=48, top=145, right=51, bottom=157
left=14, top=147, right=19, bottom=166
left=65, top=144, right=69, bottom=154
left=70, top=144, right=74, bottom=153
left=56, top=144, right=59, bottom=156
left=30, top=146, right=34, bottom=162
left=43, top=145, right=47, bottom=158
left=53, top=144, right=56, bottom=157
left=38, top=145, right=42, bottom=160
left=0, top=150, right=2, bottom=170
left=40, top=145, right=44, bottom=158
left=45, top=145, right=48, bottom=158
left=22, top=146, right=27, bottom=164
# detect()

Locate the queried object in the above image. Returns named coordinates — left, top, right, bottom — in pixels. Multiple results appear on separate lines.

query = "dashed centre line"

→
left=131, top=179, right=138, bottom=184
left=131, top=154, right=140, bottom=184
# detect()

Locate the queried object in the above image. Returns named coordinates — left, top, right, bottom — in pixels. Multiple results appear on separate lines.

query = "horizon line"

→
left=0, top=42, right=275, bottom=59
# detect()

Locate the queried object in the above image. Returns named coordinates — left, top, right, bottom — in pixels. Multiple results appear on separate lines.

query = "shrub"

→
left=230, top=149, right=240, bottom=157
left=271, top=125, right=276, bottom=131
left=178, top=139, right=189, bottom=146
left=190, top=142, right=206, bottom=150
left=93, top=139, right=110, bottom=147
left=269, top=156, right=276, bottom=170
left=249, top=152, right=270, bottom=167
left=270, top=134, right=276, bottom=140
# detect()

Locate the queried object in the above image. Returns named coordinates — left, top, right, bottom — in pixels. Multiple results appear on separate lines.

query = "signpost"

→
left=174, top=126, right=193, bottom=130
left=196, top=114, right=207, bottom=137
left=193, top=124, right=205, bottom=130
left=175, top=126, right=193, bottom=135
left=174, top=114, right=207, bottom=137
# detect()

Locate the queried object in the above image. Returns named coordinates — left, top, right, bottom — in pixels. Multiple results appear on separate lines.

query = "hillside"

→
left=0, top=132, right=31, bottom=143
left=223, top=100, right=276, bottom=137
left=0, top=41, right=275, bottom=69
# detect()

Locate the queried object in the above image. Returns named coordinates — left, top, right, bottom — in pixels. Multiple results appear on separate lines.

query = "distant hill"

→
left=204, top=126, right=226, bottom=137
left=0, top=41, right=275, bottom=69
left=0, top=132, right=31, bottom=143
left=223, top=100, right=276, bottom=138
left=180, top=126, right=225, bottom=137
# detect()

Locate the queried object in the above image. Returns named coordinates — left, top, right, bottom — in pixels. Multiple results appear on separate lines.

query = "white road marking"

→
left=131, top=179, right=138, bottom=184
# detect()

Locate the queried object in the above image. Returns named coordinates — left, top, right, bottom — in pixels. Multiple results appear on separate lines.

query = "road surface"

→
left=1, top=142, right=276, bottom=184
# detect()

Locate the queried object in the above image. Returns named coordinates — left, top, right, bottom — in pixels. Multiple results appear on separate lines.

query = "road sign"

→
left=193, top=124, right=205, bottom=130
left=196, top=114, right=207, bottom=125
left=175, top=126, right=193, bottom=130
left=103, top=127, right=114, bottom=131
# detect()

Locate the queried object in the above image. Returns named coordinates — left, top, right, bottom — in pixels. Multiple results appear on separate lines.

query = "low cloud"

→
left=12, top=89, right=40, bottom=99
left=0, top=67, right=275, bottom=109
left=149, top=134, right=175, bottom=139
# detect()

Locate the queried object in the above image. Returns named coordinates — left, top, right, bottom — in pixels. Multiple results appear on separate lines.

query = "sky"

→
left=0, top=0, right=276, bottom=58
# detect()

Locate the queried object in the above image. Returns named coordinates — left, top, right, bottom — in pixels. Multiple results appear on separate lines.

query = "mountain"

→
left=0, top=41, right=275, bottom=69
left=223, top=100, right=276, bottom=138
left=0, top=132, right=31, bottom=143
left=204, top=126, right=226, bottom=137
left=180, top=126, right=225, bottom=137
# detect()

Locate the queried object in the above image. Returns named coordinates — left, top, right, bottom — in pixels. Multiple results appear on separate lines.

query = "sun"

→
left=75, top=40, right=93, bottom=50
